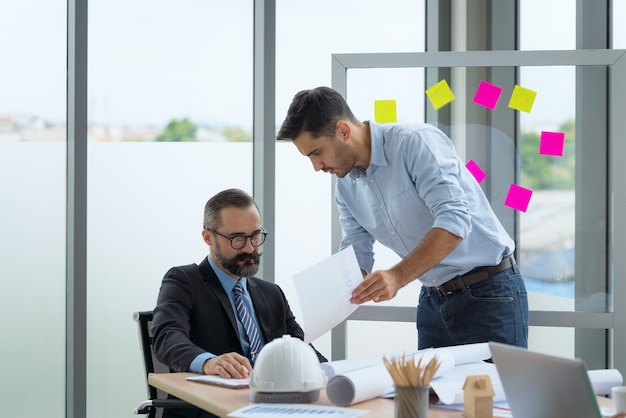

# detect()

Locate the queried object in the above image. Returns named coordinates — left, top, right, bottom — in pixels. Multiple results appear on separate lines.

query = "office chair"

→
left=133, top=310, right=195, bottom=418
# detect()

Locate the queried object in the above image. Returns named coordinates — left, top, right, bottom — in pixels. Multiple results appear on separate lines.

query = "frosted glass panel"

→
left=87, top=143, right=252, bottom=416
left=0, top=0, right=67, bottom=416
left=0, top=144, right=66, bottom=417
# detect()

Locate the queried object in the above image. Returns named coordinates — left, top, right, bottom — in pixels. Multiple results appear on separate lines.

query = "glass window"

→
left=275, top=0, right=425, bottom=357
left=519, top=0, right=576, bottom=50
left=347, top=322, right=418, bottom=359
left=87, top=1, right=253, bottom=416
left=0, top=1, right=67, bottom=417
left=615, top=0, right=626, bottom=48
left=518, top=66, right=577, bottom=313
left=529, top=326, right=575, bottom=357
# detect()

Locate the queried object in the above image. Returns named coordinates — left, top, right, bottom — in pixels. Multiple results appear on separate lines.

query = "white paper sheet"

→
left=186, top=375, right=249, bottom=389
left=292, top=246, right=362, bottom=343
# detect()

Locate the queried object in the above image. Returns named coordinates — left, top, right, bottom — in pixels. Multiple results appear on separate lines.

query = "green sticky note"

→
left=374, top=100, right=397, bottom=123
left=508, top=85, right=537, bottom=113
left=425, top=79, right=455, bottom=110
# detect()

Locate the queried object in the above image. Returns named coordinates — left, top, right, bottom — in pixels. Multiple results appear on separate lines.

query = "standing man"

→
left=152, top=188, right=326, bottom=418
left=277, top=86, right=528, bottom=350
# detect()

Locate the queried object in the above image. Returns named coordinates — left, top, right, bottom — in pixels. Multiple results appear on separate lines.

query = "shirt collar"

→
left=207, top=255, right=248, bottom=294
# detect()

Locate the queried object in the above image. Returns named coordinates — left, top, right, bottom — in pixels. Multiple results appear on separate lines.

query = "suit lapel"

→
left=198, top=258, right=241, bottom=339
left=247, top=278, right=271, bottom=342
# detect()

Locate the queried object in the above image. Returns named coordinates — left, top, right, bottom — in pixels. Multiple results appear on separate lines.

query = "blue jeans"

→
left=416, top=264, right=529, bottom=350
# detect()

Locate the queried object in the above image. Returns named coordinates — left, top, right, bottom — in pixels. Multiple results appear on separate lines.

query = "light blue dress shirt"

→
left=335, top=122, right=514, bottom=287
left=189, top=256, right=263, bottom=373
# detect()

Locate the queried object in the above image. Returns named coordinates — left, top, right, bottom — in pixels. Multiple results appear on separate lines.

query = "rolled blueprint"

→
left=324, top=342, right=491, bottom=407
left=587, top=369, right=623, bottom=395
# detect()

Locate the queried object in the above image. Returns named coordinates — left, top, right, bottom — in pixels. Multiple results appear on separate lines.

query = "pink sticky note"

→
left=504, top=184, right=533, bottom=212
left=473, top=80, right=503, bottom=110
left=539, top=131, right=565, bottom=156
left=466, top=160, right=487, bottom=183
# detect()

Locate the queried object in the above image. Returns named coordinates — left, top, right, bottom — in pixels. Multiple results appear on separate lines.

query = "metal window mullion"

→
left=66, top=0, right=88, bottom=416
left=253, top=0, right=276, bottom=282
left=610, top=52, right=626, bottom=375
left=574, top=0, right=610, bottom=371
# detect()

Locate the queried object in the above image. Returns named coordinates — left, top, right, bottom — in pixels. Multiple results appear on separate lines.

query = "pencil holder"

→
left=394, top=385, right=429, bottom=418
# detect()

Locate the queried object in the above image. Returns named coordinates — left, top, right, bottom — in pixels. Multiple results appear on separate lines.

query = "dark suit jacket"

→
left=152, top=257, right=327, bottom=418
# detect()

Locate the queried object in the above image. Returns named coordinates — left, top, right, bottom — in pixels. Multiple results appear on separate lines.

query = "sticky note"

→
left=504, top=184, right=533, bottom=212
left=508, top=85, right=537, bottom=113
left=473, top=80, right=503, bottom=110
left=374, top=100, right=397, bottom=123
left=425, top=79, right=455, bottom=110
left=539, top=131, right=565, bottom=156
left=466, top=160, right=487, bottom=183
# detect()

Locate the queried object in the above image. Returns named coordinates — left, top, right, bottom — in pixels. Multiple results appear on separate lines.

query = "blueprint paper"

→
left=228, top=403, right=368, bottom=417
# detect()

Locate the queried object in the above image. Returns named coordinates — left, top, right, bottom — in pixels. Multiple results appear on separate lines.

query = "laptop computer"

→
left=489, top=341, right=610, bottom=418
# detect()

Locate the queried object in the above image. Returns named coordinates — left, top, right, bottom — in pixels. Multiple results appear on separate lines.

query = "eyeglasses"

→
left=208, top=228, right=268, bottom=250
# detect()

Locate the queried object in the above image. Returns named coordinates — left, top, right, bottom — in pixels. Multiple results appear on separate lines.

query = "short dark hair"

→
left=203, top=188, right=259, bottom=230
left=276, top=86, right=357, bottom=141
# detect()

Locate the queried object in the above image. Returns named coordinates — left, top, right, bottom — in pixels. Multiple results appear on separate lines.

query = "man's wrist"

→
left=190, top=352, right=215, bottom=374
left=202, top=357, right=214, bottom=374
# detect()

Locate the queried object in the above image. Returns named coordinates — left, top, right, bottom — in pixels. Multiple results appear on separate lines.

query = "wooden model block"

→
left=462, top=374, right=495, bottom=418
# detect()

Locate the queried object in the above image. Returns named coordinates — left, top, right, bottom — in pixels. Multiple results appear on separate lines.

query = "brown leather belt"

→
left=429, top=255, right=514, bottom=295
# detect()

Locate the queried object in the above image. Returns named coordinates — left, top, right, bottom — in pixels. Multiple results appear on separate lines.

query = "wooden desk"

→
left=149, top=373, right=616, bottom=418
left=148, top=372, right=466, bottom=417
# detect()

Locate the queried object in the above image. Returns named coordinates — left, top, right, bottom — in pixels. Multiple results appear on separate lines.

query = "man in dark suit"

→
left=152, top=188, right=327, bottom=418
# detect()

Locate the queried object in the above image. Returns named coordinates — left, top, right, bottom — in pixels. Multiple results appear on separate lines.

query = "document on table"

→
left=227, top=403, right=368, bottom=417
left=292, top=246, right=362, bottom=343
left=186, top=375, right=249, bottom=389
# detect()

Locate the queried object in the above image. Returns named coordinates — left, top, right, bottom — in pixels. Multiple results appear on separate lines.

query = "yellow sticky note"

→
left=374, top=100, right=397, bottom=123
left=508, top=85, right=537, bottom=113
left=425, top=79, right=455, bottom=110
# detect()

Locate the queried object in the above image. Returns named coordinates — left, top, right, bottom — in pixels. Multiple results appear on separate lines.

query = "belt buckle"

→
left=440, top=279, right=458, bottom=295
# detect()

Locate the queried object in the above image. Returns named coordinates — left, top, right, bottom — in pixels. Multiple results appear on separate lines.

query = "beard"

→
left=213, top=241, right=261, bottom=278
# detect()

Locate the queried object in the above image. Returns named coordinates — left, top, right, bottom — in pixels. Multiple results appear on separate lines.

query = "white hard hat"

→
left=249, top=335, right=327, bottom=403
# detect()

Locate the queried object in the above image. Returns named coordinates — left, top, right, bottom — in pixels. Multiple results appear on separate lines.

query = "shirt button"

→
left=379, top=205, right=384, bottom=209
left=390, top=231, right=395, bottom=235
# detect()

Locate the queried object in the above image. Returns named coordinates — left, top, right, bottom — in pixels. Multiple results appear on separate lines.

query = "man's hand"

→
left=348, top=228, right=463, bottom=305
left=202, top=353, right=252, bottom=379
left=350, top=269, right=402, bottom=304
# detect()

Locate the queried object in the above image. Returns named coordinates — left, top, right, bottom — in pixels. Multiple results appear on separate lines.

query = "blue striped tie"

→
left=233, top=281, right=264, bottom=364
